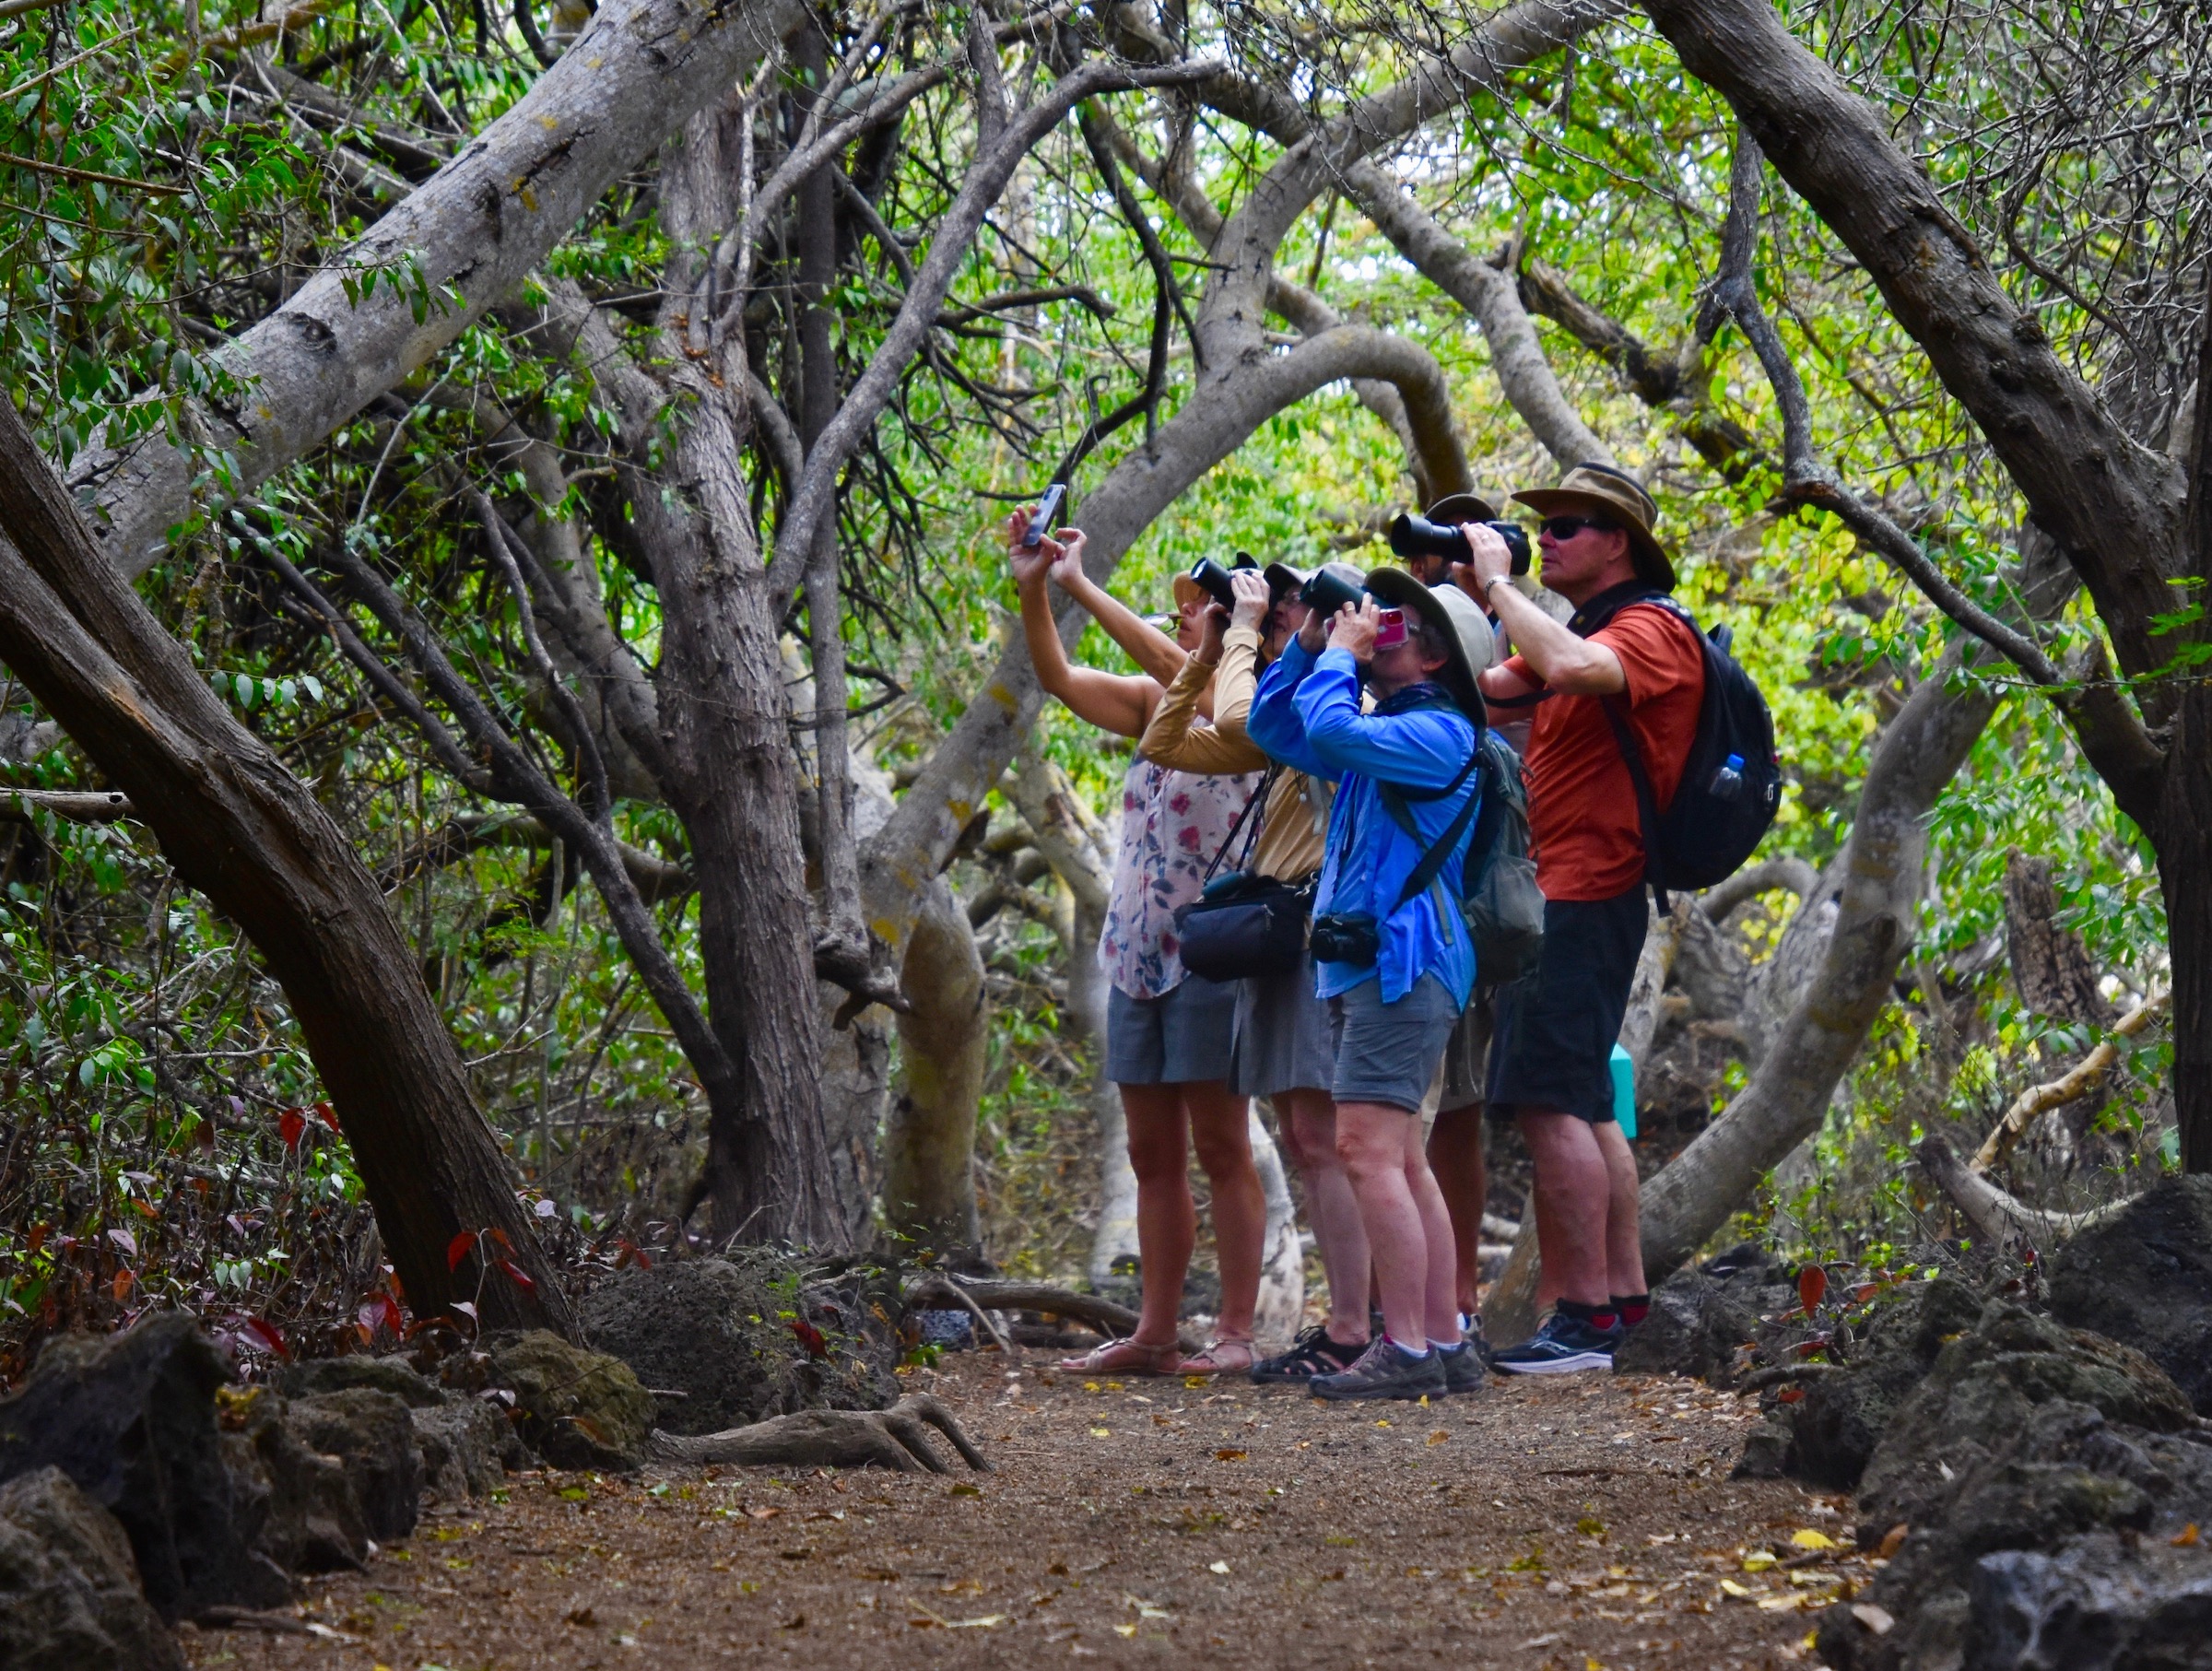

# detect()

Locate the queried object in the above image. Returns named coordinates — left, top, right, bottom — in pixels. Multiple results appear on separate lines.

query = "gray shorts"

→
left=1327, top=973, right=1465, bottom=1113
left=1107, top=976, right=1238, bottom=1086
left=1230, top=952, right=1336, bottom=1099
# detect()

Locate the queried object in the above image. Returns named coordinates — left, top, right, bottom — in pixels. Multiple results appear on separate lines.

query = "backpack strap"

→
left=1591, top=595, right=1702, bottom=914
left=1373, top=736, right=1484, bottom=915
left=1601, top=698, right=1669, bottom=913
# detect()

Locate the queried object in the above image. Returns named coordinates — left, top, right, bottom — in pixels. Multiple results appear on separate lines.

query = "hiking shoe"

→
left=1310, top=1337, right=1447, bottom=1402
left=1438, top=1340, right=1485, bottom=1395
left=1249, top=1324, right=1365, bottom=1384
left=1488, top=1310, right=1622, bottom=1376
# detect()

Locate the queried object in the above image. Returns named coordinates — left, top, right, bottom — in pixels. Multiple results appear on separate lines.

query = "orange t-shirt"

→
left=1503, top=603, right=1706, bottom=902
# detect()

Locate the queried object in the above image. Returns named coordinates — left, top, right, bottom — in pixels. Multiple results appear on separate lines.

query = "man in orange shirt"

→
left=1453, top=464, right=1704, bottom=1373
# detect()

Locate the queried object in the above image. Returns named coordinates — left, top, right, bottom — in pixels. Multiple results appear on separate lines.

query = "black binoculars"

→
left=1389, top=512, right=1532, bottom=575
left=1299, top=565, right=1369, bottom=620
left=1186, top=553, right=1265, bottom=610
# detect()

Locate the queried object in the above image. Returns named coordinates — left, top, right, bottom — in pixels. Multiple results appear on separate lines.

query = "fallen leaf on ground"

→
left=1428, top=1430, right=1450, bottom=1445
left=2173, top=1523, right=2200, bottom=1547
left=1852, top=1602, right=1896, bottom=1635
left=1208, top=1560, right=1230, bottom=1574
left=1214, top=1448, right=1245, bottom=1461
left=1791, top=1528, right=1838, bottom=1549
left=1877, top=1524, right=1910, bottom=1559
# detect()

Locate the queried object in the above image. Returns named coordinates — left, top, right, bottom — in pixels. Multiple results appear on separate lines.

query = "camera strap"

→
left=1198, top=764, right=1281, bottom=888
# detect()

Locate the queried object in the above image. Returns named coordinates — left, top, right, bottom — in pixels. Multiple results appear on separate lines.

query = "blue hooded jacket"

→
left=1248, top=639, right=1482, bottom=1006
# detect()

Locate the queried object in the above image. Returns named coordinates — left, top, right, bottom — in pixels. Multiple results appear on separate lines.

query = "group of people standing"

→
left=1007, top=462, right=1705, bottom=1402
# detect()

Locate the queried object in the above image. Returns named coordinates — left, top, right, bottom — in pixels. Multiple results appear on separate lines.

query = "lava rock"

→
left=278, top=1356, right=445, bottom=1409
left=1785, top=1275, right=1985, bottom=1490
left=1967, top=1531, right=2212, bottom=1670
left=1812, top=1299, right=2212, bottom=1671
left=1613, top=1242, right=1795, bottom=1385
left=218, top=1386, right=367, bottom=1577
left=410, top=1400, right=520, bottom=1501
left=577, top=1254, right=896, bottom=1437
left=1733, top=1419, right=1793, bottom=1478
left=2048, top=1174, right=2212, bottom=1418
left=0, top=1312, right=285, bottom=1618
left=483, top=1330, right=654, bottom=1470
left=283, top=1390, right=422, bottom=1542
left=1853, top=1301, right=2194, bottom=1548
left=0, top=1467, right=184, bottom=1671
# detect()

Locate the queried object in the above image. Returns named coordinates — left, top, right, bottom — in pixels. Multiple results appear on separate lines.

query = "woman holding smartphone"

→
left=1005, top=507, right=1266, bottom=1376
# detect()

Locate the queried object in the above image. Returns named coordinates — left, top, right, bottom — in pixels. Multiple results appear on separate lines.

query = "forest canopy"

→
left=0, top=0, right=2202, bottom=1368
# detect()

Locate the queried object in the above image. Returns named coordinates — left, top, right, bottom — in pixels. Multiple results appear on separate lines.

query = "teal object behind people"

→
left=1610, top=1043, right=1637, bottom=1139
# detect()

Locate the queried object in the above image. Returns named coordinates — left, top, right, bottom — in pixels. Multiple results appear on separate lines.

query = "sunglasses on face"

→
left=1540, top=514, right=1619, bottom=541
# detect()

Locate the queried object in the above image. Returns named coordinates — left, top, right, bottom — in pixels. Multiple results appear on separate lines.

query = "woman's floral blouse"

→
left=1098, top=755, right=1260, bottom=998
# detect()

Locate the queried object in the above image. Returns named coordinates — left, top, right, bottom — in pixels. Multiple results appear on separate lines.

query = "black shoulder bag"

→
left=1171, top=768, right=1316, bottom=982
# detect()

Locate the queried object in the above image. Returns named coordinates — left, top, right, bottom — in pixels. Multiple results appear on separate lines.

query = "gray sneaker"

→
left=1311, top=1337, right=1447, bottom=1402
left=1438, top=1340, right=1484, bottom=1395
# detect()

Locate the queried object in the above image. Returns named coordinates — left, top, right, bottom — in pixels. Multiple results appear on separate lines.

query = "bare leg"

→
left=1515, top=1110, right=1613, bottom=1310
left=1426, top=1104, right=1487, bottom=1321
left=1594, top=1119, right=1645, bottom=1300
left=1117, top=1083, right=1194, bottom=1347
left=1184, top=1080, right=1265, bottom=1343
left=1335, top=1102, right=1450, bottom=1350
left=1280, top=1089, right=1369, bottom=1344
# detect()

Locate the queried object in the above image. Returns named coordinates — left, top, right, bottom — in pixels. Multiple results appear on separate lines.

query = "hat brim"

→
left=1511, top=488, right=1676, bottom=591
left=1362, top=568, right=1489, bottom=713
left=1423, top=491, right=1502, bottom=526
left=1170, top=573, right=1206, bottom=610
left=1264, top=561, right=1311, bottom=597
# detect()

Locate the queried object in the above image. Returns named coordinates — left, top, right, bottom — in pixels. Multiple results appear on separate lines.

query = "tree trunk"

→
left=2161, top=687, right=2212, bottom=1172
left=1249, top=1105, right=1306, bottom=1352
left=880, top=876, right=987, bottom=1252
left=0, top=406, right=571, bottom=1336
left=75, top=0, right=806, bottom=581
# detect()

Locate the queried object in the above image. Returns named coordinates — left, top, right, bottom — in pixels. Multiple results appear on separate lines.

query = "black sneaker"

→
left=1438, top=1341, right=1485, bottom=1395
left=1311, top=1337, right=1448, bottom=1402
left=1489, top=1310, right=1621, bottom=1376
left=1250, top=1324, right=1365, bottom=1384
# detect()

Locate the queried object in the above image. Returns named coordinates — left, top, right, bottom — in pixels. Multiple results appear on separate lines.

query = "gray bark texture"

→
left=879, top=876, right=987, bottom=1252
left=0, top=402, right=571, bottom=1337
left=73, top=0, right=805, bottom=578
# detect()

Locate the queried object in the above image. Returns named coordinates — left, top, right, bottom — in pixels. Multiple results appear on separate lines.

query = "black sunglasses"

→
left=1539, top=514, right=1619, bottom=541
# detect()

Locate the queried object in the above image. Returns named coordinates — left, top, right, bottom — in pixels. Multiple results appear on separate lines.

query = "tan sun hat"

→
left=1511, top=461, right=1675, bottom=592
left=1170, top=571, right=1206, bottom=611
left=1363, top=567, right=1496, bottom=719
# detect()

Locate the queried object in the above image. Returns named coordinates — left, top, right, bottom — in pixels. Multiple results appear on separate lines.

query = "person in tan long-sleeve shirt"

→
left=1140, top=569, right=1375, bottom=1382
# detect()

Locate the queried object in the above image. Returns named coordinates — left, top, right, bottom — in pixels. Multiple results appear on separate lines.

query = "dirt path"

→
left=183, top=1354, right=1868, bottom=1670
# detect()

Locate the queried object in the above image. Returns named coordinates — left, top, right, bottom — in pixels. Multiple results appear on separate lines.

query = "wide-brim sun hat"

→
left=1511, top=461, right=1675, bottom=592
left=1171, top=571, right=1206, bottom=610
left=1363, top=567, right=1497, bottom=719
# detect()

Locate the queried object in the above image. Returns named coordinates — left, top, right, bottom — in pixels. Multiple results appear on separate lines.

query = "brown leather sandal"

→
left=1175, top=1336, right=1257, bottom=1376
left=1056, top=1337, right=1182, bottom=1376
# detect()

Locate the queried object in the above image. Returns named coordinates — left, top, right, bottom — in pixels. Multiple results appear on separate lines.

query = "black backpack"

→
left=1580, top=587, right=1782, bottom=909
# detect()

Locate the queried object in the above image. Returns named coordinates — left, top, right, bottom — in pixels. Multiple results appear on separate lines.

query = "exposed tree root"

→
left=650, top=1394, right=992, bottom=1474
left=906, top=1277, right=1201, bottom=1354
left=1917, top=1135, right=2140, bottom=1251
left=1969, top=990, right=2167, bottom=1174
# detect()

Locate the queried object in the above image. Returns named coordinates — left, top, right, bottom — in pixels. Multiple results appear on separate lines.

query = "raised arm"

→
left=1455, top=526, right=1624, bottom=696
left=1007, top=511, right=1156, bottom=739
left=1054, top=561, right=1189, bottom=688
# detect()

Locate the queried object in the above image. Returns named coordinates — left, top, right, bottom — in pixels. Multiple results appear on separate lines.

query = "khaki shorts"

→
left=1418, top=994, right=1493, bottom=1123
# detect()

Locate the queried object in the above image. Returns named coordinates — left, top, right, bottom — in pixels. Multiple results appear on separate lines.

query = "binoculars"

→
left=1299, top=565, right=1369, bottom=620
left=1389, top=512, right=1532, bottom=575
left=1186, top=554, right=1275, bottom=610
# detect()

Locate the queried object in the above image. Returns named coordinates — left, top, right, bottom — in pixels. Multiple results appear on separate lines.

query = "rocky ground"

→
left=178, top=1352, right=1861, bottom=1671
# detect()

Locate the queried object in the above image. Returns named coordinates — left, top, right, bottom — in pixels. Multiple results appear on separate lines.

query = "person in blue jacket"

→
left=1247, top=563, right=1496, bottom=1401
